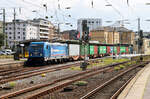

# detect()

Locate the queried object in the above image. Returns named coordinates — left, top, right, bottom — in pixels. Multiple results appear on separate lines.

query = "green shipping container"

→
left=120, top=47, right=126, bottom=53
left=99, top=46, right=106, bottom=54
left=113, top=47, right=117, bottom=54
left=90, top=45, right=94, bottom=55
left=103, top=46, right=107, bottom=54
left=80, top=45, right=90, bottom=55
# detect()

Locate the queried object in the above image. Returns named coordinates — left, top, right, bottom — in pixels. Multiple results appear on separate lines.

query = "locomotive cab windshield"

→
left=29, top=44, right=44, bottom=57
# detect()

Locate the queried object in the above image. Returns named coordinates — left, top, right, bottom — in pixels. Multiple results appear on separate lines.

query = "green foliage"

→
left=8, top=82, right=16, bottom=88
left=74, top=81, right=88, bottom=86
left=120, top=65, right=125, bottom=69
left=70, top=66, right=81, bottom=71
left=114, top=66, right=120, bottom=71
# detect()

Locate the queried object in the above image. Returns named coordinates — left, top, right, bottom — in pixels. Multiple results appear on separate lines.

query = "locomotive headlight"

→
left=40, top=53, right=42, bottom=56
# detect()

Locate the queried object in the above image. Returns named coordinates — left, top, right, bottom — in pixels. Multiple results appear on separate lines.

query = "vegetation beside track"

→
left=70, top=58, right=129, bottom=71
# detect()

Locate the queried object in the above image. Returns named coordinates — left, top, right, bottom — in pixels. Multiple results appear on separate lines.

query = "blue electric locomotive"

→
left=27, top=42, right=68, bottom=64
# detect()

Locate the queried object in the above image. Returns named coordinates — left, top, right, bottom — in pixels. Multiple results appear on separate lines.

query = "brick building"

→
left=60, top=30, right=78, bottom=40
left=90, top=26, right=135, bottom=45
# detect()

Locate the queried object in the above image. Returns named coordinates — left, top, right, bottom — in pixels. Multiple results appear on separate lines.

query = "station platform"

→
left=0, top=59, right=26, bottom=69
left=118, top=63, right=150, bottom=99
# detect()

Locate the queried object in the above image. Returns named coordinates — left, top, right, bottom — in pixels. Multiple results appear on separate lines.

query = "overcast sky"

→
left=1, top=0, right=150, bottom=32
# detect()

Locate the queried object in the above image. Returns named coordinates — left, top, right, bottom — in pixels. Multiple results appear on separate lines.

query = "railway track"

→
left=0, top=60, right=130, bottom=99
left=0, top=57, right=112, bottom=84
left=0, top=62, right=81, bottom=84
left=0, top=67, right=24, bottom=73
left=80, top=62, right=148, bottom=99
left=0, top=57, right=101, bottom=77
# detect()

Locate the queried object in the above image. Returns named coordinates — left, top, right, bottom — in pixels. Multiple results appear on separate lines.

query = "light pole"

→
left=0, top=9, right=6, bottom=49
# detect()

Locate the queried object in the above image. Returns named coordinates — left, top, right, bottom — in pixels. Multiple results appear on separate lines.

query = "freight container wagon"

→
left=69, top=44, right=80, bottom=60
left=117, top=46, right=120, bottom=55
left=107, top=46, right=111, bottom=55
left=50, top=43, right=68, bottom=59
left=110, top=46, right=117, bottom=55
left=113, top=46, right=117, bottom=54
left=126, top=47, right=129, bottom=54
left=90, top=45, right=94, bottom=55
left=99, top=46, right=107, bottom=56
left=120, top=46, right=126, bottom=54
left=89, top=45, right=98, bottom=58
left=80, top=44, right=90, bottom=59
left=94, top=46, right=98, bottom=57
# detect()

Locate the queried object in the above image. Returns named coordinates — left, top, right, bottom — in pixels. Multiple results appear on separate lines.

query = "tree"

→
left=0, top=33, right=4, bottom=48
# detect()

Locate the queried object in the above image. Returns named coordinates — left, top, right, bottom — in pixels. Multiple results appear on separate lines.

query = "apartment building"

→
left=31, top=18, right=54, bottom=40
left=5, top=18, right=54, bottom=48
left=5, top=19, right=38, bottom=48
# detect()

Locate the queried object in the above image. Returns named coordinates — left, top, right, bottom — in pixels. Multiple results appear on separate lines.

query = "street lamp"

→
left=65, top=7, right=71, bottom=9
left=105, top=4, right=112, bottom=6
left=145, top=3, right=150, bottom=5
left=145, top=19, right=150, bottom=21
left=105, top=21, right=113, bottom=23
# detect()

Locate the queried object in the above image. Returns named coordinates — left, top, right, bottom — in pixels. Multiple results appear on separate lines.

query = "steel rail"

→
left=0, top=61, right=130, bottom=99
left=110, top=75, right=135, bottom=99
left=0, top=63, right=80, bottom=84
left=80, top=62, right=148, bottom=99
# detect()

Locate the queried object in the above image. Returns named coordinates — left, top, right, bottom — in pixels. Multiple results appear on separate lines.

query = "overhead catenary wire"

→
left=1, top=0, right=76, bottom=28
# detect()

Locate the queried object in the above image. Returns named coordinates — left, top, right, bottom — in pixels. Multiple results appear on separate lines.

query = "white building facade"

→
left=77, top=18, right=102, bottom=38
left=31, top=18, right=54, bottom=40
left=5, top=19, right=54, bottom=48
left=5, top=20, right=38, bottom=48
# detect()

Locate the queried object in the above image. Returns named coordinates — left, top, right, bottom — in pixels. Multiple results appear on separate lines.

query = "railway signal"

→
left=80, top=20, right=90, bottom=70
left=138, top=30, right=143, bottom=61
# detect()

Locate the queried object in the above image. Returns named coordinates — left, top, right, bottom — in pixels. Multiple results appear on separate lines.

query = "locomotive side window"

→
left=46, top=45, right=48, bottom=49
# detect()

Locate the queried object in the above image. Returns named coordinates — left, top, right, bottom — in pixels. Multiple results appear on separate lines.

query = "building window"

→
left=9, top=37, right=11, bottom=39
left=9, top=32, right=12, bottom=35
left=92, top=21, right=94, bottom=23
left=23, top=28, right=26, bottom=31
left=23, top=37, right=25, bottom=40
left=17, top=27, right=20, bottom=30
left=5, top=28, right=7, bottom=30
left=18, top=32, right=20, bottom=34
left=23, top=32, right=25, bottom=35
left=135, top=41, right=138, bottom=45
left=9, top=27, right=12, bottom=30
left=18, top=36, right=20, bottom=39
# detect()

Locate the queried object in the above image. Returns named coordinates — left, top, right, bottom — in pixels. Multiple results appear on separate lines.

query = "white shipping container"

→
left=69, top=44, right=80, bottom=56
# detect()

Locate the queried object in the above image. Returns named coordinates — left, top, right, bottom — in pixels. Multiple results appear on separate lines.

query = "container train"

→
left=26, top=41, right=133, bottom=65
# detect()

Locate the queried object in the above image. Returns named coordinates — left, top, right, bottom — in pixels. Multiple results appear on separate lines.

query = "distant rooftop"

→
left=92, top=26, right=132, bottom=32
